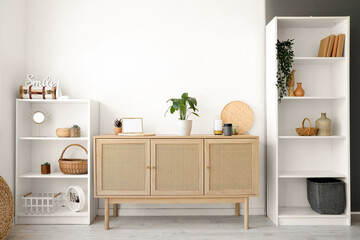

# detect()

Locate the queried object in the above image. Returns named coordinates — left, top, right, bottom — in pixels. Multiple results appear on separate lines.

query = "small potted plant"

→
left=114, top=118, right=122, bottom=135
left=70, top=125, right=81, bottom=137
left=165, top=92, right=199, bottom=136
left=41, top=162, right=51, bottom=174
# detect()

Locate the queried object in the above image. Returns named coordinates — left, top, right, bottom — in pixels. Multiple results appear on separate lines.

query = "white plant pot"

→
left=177, top=120, right=192, bottom=136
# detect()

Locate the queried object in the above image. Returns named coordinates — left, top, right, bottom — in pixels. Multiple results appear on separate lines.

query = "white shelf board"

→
left=19, top=172, right=88, bottom=179
left=293, top=57, right=346, bottom=65
left=19, top=137, right=88, bottom=141
left=279, top=207, right=348, bottom=218
left=282, top=96, right=344, bottom=100
left=277, top=17, right=349, bottom=28
left=279, top=136, right=346, bottom=139
left=279, top=171, right=347, bottom=179
left=18, top=206, right=89, bottom=217
left=16, top=99, right=89, bottom=104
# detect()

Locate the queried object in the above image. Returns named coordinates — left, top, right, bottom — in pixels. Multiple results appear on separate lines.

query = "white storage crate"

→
left=22, top=192, right=63, bottom=215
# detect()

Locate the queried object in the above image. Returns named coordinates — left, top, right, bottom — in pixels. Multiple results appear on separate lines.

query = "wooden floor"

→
left=8, top=215, right=360, bottom=240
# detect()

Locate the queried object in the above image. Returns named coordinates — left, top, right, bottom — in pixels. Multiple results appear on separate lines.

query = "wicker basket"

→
left=0, top=176, right=14, bottom=240
left=58, top=144, right=88, bottom=174
left=295, top=118, right=318, bottom=136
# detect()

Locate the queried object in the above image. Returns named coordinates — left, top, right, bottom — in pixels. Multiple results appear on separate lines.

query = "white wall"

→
left=0, top=0, right=26, bottom=192
left=19, top=0, right=265, bottom=214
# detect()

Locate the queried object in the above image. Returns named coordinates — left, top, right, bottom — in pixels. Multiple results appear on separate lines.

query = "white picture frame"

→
left=122, top=118, right=143, bottom=134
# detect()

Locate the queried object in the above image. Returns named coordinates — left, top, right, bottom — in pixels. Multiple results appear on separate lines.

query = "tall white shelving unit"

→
left=266, top=17, right=350, bottom=225
left=15, top=99, right=99, bottom=224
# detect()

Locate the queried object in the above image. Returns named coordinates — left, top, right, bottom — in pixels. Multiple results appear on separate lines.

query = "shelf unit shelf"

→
left=293, top=57, right=346, bottom=65
left=266, top=17, right=350, bottom=226
left=15, top=99, right=99, bottom=225
left=19, top=137, right=88, bottom=141
left=282, top=96, right=345, bottom=100
left=19, top=172, right=89, bottom=179
left=278, top=171, right=347, bottom=179
left=278, top=136, right=346, bottom=139
left=278, top=207, right=348, bottom=218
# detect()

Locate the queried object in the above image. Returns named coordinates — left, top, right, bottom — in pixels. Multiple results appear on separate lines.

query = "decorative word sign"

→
left=25, top=74, right=57, bottom=87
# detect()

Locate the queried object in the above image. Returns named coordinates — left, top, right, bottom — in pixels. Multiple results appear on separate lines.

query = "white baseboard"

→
left=98, top=208, right=265, bottom=216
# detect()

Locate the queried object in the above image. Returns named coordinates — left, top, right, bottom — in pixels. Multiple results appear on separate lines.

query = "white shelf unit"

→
left=15, top=99, right=99, bottom=224
left=266, top=17, right=350, bottom=226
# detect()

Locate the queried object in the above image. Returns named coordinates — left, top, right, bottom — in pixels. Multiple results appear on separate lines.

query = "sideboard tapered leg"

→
left=244, top=197, right=249, bottom=229
left=235, top=203, right=240, bottom=216
left=105, top=198, right=110, bottom=230
left=113, top=204, right=118, bottom=217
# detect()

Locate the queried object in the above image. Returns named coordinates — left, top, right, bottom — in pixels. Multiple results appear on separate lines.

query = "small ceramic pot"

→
left=114, top=127, right=122, bottom=135
left=177, top=120, right=192, bottom=136
left=41, top=165, right=51, bottom=174
left=70, top=128, right=81, bottom=137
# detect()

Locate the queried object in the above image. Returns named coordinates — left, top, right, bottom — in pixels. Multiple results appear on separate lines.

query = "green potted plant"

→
left=114, top=118, right=122, bottom=135
left=165, top=92, right=199, bottom=136
left=70, top=124, right=81, bottom=137
left=276, top=39, right=294, bottom=102
left=41, top=162, right=51, bottom=174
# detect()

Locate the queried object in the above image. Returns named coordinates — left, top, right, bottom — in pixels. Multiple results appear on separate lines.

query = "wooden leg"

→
left=244, top=197, right=249, bottom=230
left=235, top=203, right=240, bottom=216
left=105, top=198, right=110, bottom=230
left=113, top=204, right=118, bottom=217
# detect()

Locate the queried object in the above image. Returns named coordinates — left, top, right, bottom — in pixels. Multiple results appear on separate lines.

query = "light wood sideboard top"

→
left=94, top=134, right=259, bottom=139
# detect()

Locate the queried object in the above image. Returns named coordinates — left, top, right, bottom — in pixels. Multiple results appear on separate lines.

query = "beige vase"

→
left=315, top=113, right=332, bottom=136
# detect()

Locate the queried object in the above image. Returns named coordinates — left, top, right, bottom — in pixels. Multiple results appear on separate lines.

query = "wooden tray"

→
left=221, top=101, right=254, bottom=135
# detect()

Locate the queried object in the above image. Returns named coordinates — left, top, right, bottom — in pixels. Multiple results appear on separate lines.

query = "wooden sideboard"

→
left=93, top=135, right=259, bottom=229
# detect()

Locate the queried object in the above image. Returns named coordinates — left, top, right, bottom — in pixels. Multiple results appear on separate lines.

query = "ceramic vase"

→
left=177, top=120, right=192, bottom=136
left=70, top=128, right=81, bottom=137
left=294, top=82, right=305, bottom=96
left=315, top=113, right=332, bottom=136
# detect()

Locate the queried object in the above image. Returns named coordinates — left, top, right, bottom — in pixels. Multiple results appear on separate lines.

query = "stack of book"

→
left=318, top=34, right=345, bottom=57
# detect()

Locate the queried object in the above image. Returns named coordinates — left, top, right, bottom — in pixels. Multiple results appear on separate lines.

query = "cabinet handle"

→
left=206, top=166, right=210, bottom=169
left=152, top=166, right=156, bottom=169
left=146, top=166, right=150, bottom=169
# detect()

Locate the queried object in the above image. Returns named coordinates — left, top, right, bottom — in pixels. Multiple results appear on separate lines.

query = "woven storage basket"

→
left=58, top=144, right=88, bottom=174
left=0, top=176, right=14, bottom=240
left=295, top=118, right=318, bottom=136
left=307, top=178, right=345, bottom=214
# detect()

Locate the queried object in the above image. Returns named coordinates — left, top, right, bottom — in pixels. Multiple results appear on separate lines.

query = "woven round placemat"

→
left=0, top=176, right=14, bottom=240
left=221, top=101, right=254, bottom=135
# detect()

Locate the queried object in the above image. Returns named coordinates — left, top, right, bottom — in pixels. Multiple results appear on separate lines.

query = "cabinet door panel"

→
left=205, top=139, right=259, bottom=195
left=95, top=139, right=150, bottom=196
left=151, top=139, right=203, bottom=195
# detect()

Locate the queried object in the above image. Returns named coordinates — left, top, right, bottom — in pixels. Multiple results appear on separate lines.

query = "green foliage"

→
left=71, top=124, right=80, bottom=129
left=276, top=39, right=294, bottom=102
left=114, top=118, right=122, bottom=128
left=42, top=162, right=50, bottom=166
left=165, top=92, right=199, bottom=120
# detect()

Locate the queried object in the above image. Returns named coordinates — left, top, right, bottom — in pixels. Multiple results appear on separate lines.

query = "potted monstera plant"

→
left=165, top=92, right=199, bottom=136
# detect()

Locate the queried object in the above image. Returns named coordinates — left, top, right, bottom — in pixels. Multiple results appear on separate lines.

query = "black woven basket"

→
left=307, top=178, right=345, bottom=215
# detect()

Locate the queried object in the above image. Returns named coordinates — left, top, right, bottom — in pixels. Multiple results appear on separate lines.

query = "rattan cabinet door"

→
left=205, top=139, right=259, bottom=195
left=95, top=139, right=150, bottom=196
left=151, top=139, right=203, bottom=195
